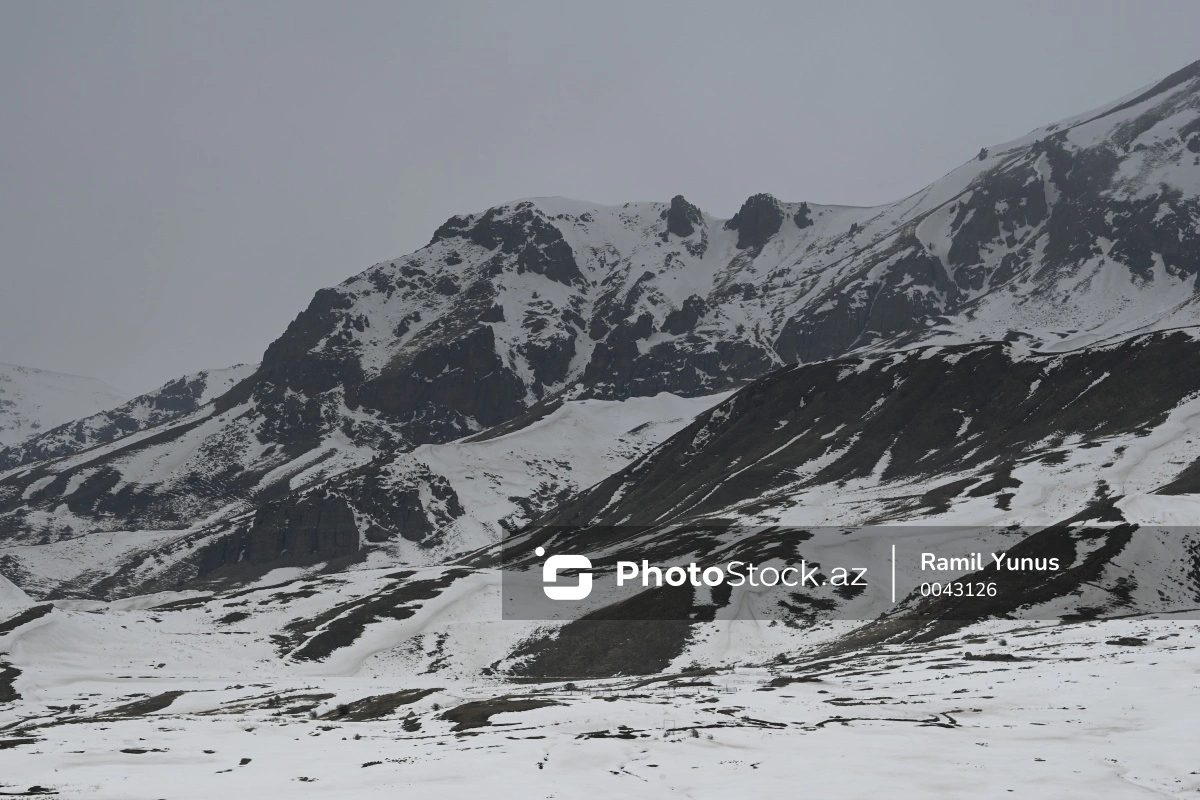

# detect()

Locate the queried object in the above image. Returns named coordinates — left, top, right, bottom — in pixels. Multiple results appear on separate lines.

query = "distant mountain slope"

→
left=0, top=364, right=255, bottom=473
left=0, top=391, right=725, bottom=599
left=2, top=58, right=1200, bottom=584
left=0, top=363, right=126, bottom=447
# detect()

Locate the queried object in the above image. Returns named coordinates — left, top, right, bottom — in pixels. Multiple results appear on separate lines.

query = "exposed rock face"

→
left=772, top=233, right=957, bottom=363
left=661, top=295, right=707, bottom=335
left=663, top=194, right=702, bottom=238
left=431, top=203, right=586, bottom=287
left=724, top=193, right=784, bottom=249
left=197, top=491, right=361, bottom=583
left=356, top=325, right=529, bottom=434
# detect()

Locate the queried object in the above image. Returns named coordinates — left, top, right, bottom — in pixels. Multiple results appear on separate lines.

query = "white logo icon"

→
left=536, top=546, right=592, bottom=600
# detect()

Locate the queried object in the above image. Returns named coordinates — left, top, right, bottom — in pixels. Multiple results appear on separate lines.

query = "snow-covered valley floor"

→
left=3, top=612, right=1197, bottom=798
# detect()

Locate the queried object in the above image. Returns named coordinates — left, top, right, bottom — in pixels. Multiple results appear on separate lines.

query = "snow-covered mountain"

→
left=0, top=363, right=126, bottom=447
left=4, top=58, right=1200, bottom=799
left=0, top=364, right=255, bottom=473
left=3, top=58, right=1200, bottom=595
left=1, top=391, right=725, bottom=599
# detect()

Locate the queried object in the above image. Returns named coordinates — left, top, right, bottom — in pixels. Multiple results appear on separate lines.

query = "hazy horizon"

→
left=3, top=1, right=1199, bottom=395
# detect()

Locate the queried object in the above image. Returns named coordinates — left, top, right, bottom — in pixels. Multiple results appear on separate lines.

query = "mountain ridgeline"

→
left=2, top=59, right=1200, bottom=598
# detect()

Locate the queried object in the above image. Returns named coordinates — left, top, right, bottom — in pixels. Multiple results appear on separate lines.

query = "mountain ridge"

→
left=2, top=57, right=1200, bottom=597
left=0, top=363, right=127, bottom=448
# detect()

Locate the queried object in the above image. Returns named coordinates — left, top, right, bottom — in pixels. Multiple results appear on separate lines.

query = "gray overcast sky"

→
left=2, top=1, right=1198, bottom=394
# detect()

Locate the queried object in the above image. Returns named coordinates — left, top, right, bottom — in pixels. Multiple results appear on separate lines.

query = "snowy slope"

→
left=543, top=329, right=1200, bottom=530
left=0, top=391, right=727, bottom=598
left=0, top=572, right=31, bottom=614
left=1, top=552, right=1198, bottom=798
left=349, top=390, right=735, bottom=561
left=0, top=363, right=255, bottom=473
left=0, top=363, right=126, bottom=447
left=8, top=332, right=1195, bottom=675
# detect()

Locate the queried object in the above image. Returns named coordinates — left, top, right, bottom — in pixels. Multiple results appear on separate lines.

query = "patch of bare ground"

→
left=440, top=696, right=561, bottom=732
left=319, top=688, right=440, bottom=721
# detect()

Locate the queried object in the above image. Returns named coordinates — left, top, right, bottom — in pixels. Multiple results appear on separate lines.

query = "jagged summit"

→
left=725, top=193, right=783, bottom=249
left=664, top=194, right=702, bottom=238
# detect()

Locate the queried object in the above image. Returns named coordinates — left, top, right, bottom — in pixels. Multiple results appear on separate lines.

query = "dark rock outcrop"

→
left=431, top=202, right=586, bottom=287
left=793, top=201, right=812, bottom=229
left=725, top=193, right=784, bottom=249
left=664, top=195, right=703, bottom=238
left=197, top=491, right=360, bottom=582
left=662, top=295, right=708, bottom=335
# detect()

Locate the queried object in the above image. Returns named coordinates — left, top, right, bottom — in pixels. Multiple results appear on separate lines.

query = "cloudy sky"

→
left=3, top=1, right=1199, bottom=394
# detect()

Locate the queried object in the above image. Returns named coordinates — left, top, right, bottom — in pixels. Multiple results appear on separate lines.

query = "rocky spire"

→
left=664, top=194, right=703, bottom=238
left=725, top=193, right=783, bottom=249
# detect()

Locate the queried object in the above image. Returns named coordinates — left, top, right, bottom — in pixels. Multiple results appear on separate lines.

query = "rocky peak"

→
left=725, top=193, right=783, bottom=249
left=428, top=202, right=584, bottom=287
left=663, top=194, right=703, bottom=238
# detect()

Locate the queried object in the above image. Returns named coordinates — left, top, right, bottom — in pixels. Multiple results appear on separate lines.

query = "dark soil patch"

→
left=509, top=585, right=701, bottom=678
left=0, top=605, right=53, bottom=636
left=1106, top=636, right=1147, bottom=646
left=963, top=652, right=1027, bottom=661
left=103, top=691, right=185, bottom=718
left=578, top=726, right=641, bottom=739
left=285, top=569, right=470, bottom=661
left=0, top=737, right=37, bottom=749
left=440, top=696, right=561, bottom=732
left=319, top=688, right=440, bottom=721
left=202, top=691, right=335, bottom=717
left=0, top=786, right=56, bottom=795
left=148, top=595, right=214, bottom=611
left=0, top=663, right=20, bottom=704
